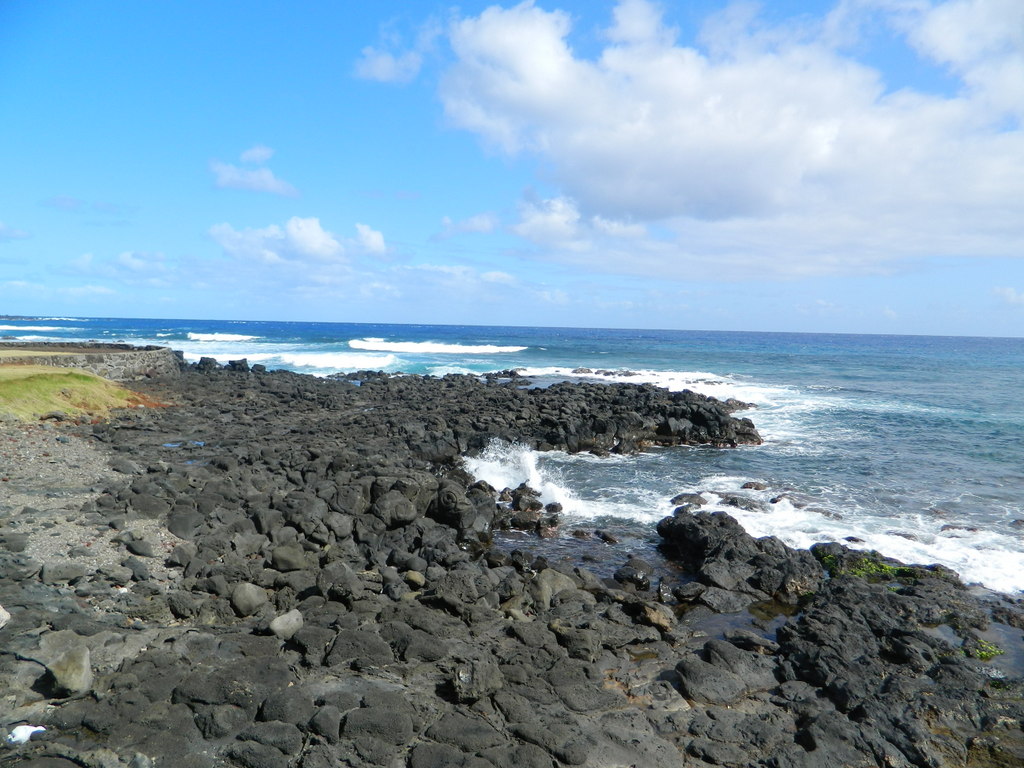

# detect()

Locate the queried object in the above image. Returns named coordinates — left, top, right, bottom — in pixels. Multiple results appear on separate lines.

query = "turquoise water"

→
left=5, top=316, right=1023, bottom=593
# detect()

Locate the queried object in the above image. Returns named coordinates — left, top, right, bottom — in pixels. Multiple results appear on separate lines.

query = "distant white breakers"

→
left=5, top=725, right=45, bottom=745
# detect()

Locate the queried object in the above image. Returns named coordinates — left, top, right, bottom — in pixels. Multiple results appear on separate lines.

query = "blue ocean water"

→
left=5, top=315, right=1023, bottom=593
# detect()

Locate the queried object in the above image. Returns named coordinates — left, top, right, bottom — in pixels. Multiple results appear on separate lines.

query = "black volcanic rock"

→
left=0, top=362, right=1019, bottom=768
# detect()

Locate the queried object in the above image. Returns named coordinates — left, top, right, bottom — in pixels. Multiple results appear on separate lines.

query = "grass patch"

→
left=0, top=365, right=160, bottom=421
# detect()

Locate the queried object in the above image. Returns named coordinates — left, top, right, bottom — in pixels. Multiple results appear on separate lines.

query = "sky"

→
left=1, top=0, right=1023, bottom=336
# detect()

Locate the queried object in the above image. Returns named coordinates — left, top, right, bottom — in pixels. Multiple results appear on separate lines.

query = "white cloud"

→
left=240, top=144, right=274, bottom=164
left=994, top=286, right=1024, bottom=304
left=480, top=270, right=516, bottom=284
left=117, top=251, right=166, bottom=273
left=400, top=264, right=518, bottom=292
left=355, top=48, right=424, bottom=83
left=437, top=212, right=500, bottom=238
left=355, top=223, right=387, bottom=254
left=354, top=17, right=441, bottom=84
left=210, top=161, right=298, bottom=196
left=440, top=0, right=1024, bottom=278
left=513, top=196, right=585, bottom=248
left=209, top=222, right=288, bottom=263
left=210, top=217, right=344, bottom=263
left=510, top=194, right=652, bottom=263
left=0, top=222, right=29, bottom=241
left=287, top=217, right=345, bottom=259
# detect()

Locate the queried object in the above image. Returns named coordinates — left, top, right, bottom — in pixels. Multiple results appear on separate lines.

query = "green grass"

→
left=0, top=365, right=153, bottom=421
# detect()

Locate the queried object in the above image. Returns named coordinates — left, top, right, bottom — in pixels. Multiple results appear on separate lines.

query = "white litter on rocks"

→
left=5, top=724, right=46, bottom=745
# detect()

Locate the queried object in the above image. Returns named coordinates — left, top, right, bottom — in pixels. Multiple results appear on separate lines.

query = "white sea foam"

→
left=691, top=475, right=1024, bottom=594
left=350, top=337, right=526, bottom=354
left=464, top=441, right=672, bottom=523
left=426, top=365, right=478, bottom=376
left=181, top=350, right=398, bottom=373
left=0, top=325, right=67, bottom=331
left=465, top=440, right=1024, bottom=594
left=187, top=332, right=259, bottom=342
left=464, top=442, right=582, bottom=514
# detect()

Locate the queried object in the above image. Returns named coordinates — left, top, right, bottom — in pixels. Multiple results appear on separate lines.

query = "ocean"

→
left=5, top=315, right=1023, bottom=594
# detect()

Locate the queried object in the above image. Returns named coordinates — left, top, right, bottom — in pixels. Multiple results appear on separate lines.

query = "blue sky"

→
left=1, top=0, right=1022, bottom=336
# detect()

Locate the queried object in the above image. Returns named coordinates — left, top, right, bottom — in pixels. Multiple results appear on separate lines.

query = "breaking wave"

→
left=350, top=337, right=526, bottom=354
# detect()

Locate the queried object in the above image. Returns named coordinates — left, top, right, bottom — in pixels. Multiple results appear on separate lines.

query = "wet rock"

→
left=657, top=510, right=824, bottom=604
left=670, top=492, right=707, bottom=506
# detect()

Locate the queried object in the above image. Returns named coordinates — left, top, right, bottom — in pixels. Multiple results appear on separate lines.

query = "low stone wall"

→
left=0, top=343, right=181, bottom=381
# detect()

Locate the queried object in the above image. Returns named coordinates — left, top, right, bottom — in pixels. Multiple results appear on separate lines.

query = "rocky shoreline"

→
left=1, top=361, right=1022, bottom=767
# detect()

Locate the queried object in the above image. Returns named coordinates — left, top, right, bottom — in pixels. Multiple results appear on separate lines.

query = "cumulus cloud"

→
left=354, top=18, right=441, bottom=83
left=513, top=197, right=586, bottom=249
left=439, top=0, right=1024, bottom=277
left=210, top=162, right=297, bottom=196
left=510, top=195, right=651, bottom=263
left=210, top=217, right=344, bottom=263
left=210, top=146, right=297, bottom=196
left=355, top=223, right=387, bottom=254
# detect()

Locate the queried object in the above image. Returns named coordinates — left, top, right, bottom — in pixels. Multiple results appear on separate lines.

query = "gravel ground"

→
left=0, top=416, right=175, bottom=583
